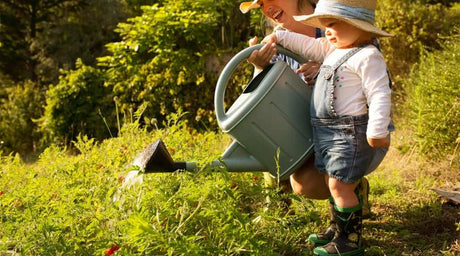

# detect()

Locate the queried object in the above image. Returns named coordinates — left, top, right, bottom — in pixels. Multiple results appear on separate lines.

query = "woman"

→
left=240, top=0, right=331, bottom=200
left=242, top=0, right=322, bottom=86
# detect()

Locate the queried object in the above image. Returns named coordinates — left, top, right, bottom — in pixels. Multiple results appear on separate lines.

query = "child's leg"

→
left=307, top=176, right=360, bottom=247
left=312, top=176, right=364, bottom=255
left=328, top=177, right=359, bottom=208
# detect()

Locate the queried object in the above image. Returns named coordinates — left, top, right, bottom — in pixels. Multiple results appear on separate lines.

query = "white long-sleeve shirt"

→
left=276, top=31, right=392, bottom=139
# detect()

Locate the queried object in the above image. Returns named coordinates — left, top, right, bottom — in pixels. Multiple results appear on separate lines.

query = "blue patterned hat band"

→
left=315, top=1, right=375, bottom=23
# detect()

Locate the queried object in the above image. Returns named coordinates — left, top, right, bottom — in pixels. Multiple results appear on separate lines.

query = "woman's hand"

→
left=261, top=33, right=278, bottom=45
left=247, top=36, right=277, bottom=72
left=296, top=61, right=321, bottom=85
left=367, top=137, right=390, bottom=148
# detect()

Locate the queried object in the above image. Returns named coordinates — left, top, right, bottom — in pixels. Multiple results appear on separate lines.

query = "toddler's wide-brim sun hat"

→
left=293, top=0, right=393, bottom=37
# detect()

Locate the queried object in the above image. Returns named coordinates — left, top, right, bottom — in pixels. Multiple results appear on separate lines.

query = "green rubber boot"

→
left=313, top=204, right=364, bottom=256
left=356, top=177, right=371, bottom=219
left=308, top=197, right=336, bottom=246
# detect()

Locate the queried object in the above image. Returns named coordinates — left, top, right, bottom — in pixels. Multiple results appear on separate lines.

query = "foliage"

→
left=0, top=0, right=129, bottom=84
left=0, top=116, right=308, bottom=255
left=0, top=80, right=44, bottom=158
left=400, top=34, right=460, bottom=162
left=32, top=0, right=130, bottom=84
left=1, top=0, right=460, bottom=160
left=1, top=115, right=458, bottom=255
left=2, top=0, right=254, bottom=153
left=376, top=0, right=460, bottom=82
left=0, top=9, right=29, bottom=81
left=415, top=0, right=458, bottom=7
left=98, top=0, right=251, bottom=131
left=0, top=0, right=83, bottom=83
left=40, top=60, right=115, bottom=145
left=122, top=0, right=161, bottom=15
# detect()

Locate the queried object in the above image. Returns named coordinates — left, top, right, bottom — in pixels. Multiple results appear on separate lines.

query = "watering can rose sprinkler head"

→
left=113, top=139, right=187, bottom=203
left=135, top=139, right=187, bottom=173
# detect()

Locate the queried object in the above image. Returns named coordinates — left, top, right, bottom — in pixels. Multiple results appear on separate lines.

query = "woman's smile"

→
left=272, top=9, right=283, bottom=21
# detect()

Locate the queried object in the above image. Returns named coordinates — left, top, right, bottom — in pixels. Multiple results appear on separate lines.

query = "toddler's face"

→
left=319, top=18, right=366, bottom=48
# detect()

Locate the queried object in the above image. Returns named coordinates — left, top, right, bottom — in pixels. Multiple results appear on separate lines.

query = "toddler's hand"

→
left=367, top=137, right=390, bottom=148
left=297, top=61, right=321, bottom=85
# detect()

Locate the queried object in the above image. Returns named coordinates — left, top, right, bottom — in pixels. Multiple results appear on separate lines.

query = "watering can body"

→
left=214, top=45, right=314, bottom=180
left=142, top=45, right=314, bottom=181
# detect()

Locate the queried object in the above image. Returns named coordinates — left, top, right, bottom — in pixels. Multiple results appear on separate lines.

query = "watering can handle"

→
left=214, top=44, right=307, bottom=125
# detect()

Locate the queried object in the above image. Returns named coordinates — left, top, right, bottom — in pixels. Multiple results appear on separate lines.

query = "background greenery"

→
left=1, top=0, right=457, bottom=159
left=0, top=1, right=459, bottom=254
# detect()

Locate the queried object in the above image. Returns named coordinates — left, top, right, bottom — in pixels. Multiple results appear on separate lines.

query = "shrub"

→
left=376, top=0, right=459, bottom=83
left=0, top=80, right=44, bottom=158
left=0, top=115, right=321, bottom=255
left=401, top=34, right=459, bottom=162
left=41, top=60, right=115, bottom=146
left=98, top=0, right=251, bottom=131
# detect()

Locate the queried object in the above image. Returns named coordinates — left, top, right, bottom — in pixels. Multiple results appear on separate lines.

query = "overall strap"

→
left=322, top=44, right=369, bottom=81
left=331, top=44, right=369, bottom=71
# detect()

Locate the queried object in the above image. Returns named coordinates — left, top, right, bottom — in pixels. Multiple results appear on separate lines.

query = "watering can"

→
left=139, top=44, right=314, bottom=180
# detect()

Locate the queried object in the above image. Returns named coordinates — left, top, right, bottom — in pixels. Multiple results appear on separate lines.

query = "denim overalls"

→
left=311, top=44, right=390, bottom=183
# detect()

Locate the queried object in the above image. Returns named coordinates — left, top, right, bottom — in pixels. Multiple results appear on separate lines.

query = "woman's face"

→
left=260, top=0, right=314, bottom=32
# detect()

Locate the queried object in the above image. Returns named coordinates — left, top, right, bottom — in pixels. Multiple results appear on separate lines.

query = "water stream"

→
left=112, top=151, right=148, bottom=202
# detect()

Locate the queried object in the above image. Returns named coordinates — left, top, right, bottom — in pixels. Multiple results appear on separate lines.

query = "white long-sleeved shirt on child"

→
left=275, top=30, right=392, bottom=139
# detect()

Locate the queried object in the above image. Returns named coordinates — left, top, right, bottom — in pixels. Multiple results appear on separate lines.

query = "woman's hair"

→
left=298, top=0, right=318, bottom=12
left=262, top=0, right=318, bottom=35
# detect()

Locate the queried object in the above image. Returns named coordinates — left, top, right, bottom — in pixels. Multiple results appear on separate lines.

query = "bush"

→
left=0, top=80, right=44, bottom=158
left=0, top=116, right=321, bottom=255
left=401, top=35, right=459, bottom=162
left=376, top=0, right=460, bottom=83
left=41, top=60, right=116, bottom=145
left=98, top=0, right=251, bottom=131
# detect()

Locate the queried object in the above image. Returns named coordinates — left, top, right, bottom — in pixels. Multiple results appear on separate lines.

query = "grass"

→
left=363, top=127, right=459, bottom=255
left=0, top=115, right=458, bottom=255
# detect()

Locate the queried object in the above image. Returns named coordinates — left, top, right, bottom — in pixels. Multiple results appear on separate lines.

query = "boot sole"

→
left=308, top=234, right=332, bottom=246
left=314, top=247, right=364, bottom=256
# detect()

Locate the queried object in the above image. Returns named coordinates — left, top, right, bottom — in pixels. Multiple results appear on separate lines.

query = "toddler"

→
left=262, top=0, right=394, bottom=255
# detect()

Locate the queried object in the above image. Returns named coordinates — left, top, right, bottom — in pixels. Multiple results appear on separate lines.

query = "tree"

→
left=3, top=0, right=259, bottom=151
left=0, top=80, right=44, bottom=158
left=97, top=0, right=252, bottom=130
left=0, top=0, right=81, bottom=83
left=0, top=0, right=133, bottom=85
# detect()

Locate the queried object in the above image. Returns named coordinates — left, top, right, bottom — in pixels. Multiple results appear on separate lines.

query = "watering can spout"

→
left=213, top=141, right=266, bottom=172
left=138, top=139, right=266, bottom=174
